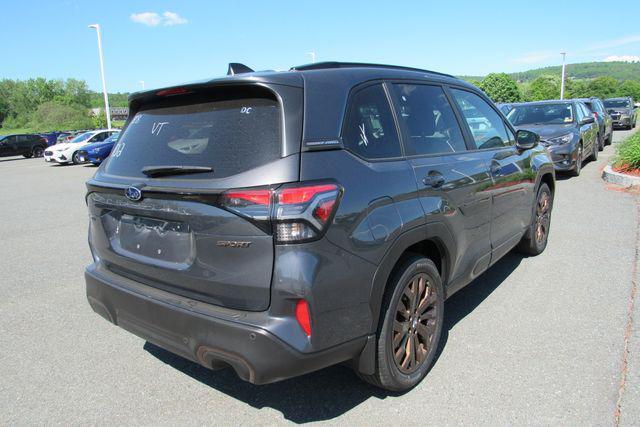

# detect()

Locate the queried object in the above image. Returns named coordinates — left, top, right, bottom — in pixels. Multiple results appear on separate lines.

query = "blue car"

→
left=77, top=132, right=120, bottom=165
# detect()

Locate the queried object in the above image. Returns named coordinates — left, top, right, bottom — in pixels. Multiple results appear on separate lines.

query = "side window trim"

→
left=339, top=81, right=404, bottom=162
left=445, top=85, right=514, bottom=152
left=386, top=81, right=470, bottom=158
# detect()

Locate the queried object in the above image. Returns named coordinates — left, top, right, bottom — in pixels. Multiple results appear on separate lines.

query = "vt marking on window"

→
left=151, top=122, right=169, bottom=136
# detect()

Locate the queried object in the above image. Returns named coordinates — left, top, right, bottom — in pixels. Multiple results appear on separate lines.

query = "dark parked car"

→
left=39, top=132, right=65, bottom=146
left=0, top=134, right=48, bottom=158
left=507, top=100, right=599, bottom=176
left=77, top=131, right=120, bottom=165
left=496, top=102, right=517, bottom=115
left=84, top=62, right=555, bottom=391
left=573, top=97, right=613, bottom=150
left=604, top=97, right=637, bottom=130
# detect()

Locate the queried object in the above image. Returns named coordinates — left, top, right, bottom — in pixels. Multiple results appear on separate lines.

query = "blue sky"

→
left=2, top=0, right=639, bottom=92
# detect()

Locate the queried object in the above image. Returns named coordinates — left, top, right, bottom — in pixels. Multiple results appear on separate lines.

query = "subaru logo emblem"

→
left=125, top=186, right=142, bottom=201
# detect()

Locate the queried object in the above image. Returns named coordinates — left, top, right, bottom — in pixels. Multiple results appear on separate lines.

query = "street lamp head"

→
left=88, top=24, right=99, bottom=29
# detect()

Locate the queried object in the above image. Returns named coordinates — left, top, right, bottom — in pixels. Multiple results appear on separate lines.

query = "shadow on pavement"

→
left=144, top=252, right=523, bottom=423
left=0, top=157, right=29, bottom=163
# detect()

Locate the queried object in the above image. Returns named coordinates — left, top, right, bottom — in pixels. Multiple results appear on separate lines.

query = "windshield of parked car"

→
left=507, top=104, right=574, bottom=126
left=69, top=132, right=93, bottom=143
left=604, top=99, right=631, bottom=108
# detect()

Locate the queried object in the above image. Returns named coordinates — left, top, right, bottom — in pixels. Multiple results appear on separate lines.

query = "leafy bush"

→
left=615, top=131, right=640, bottom=171
left=525, top=75, right=561, bottom=101
left=27, top=101, right=93, bottom=131
left=478, top=73, right=522, bottom=103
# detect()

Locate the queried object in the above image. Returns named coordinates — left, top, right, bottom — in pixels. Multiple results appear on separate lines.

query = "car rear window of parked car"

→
left=342, top=84, right=401, bottom=159
left=392, top=84, right=467, bottom=156
left=450, top=89, right=511, bottom=150
left=604, top=99, right=631, bottom=108
left=104, top=97, right=281, bottom=179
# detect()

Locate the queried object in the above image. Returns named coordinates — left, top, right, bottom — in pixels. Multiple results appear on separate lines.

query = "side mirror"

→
left=515, top=129, right=539, bottom=150
left=580, top=116, right=595, bottom=125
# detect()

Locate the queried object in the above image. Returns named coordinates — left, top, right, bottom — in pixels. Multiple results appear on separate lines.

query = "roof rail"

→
left=290, top=61, right=455, bottom=78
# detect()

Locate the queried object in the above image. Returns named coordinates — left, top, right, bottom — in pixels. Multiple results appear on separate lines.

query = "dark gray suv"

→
left=604, top=97, right=637, bottom=130
left=84, top=62, right=555, bottom=391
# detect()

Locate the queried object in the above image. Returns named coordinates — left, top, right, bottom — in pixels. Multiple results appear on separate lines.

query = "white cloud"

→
left=603, top=55, right=640, bottom=63
left=162, top=11, right=188, bottom=26
left=585, top=34, right=640, bottom=52
left=130, top=12, right=161, bottom=27
left=130, top=11, right=188, bottom=27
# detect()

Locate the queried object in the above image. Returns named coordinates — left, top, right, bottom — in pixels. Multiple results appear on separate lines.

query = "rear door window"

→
left=342, top=84, right=401, bottom=159
left=392, top=84, right=467, bottom=156
left=450, top=88, right=511, bottom=150
left=105, top=97, right=281, bottom=179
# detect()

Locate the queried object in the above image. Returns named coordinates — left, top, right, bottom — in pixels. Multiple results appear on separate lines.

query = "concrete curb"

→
left=603, top=164, right=640, bottom=187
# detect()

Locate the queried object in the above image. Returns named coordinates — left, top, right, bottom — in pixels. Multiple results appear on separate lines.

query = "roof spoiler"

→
left=227, top=63, right=254, bottom=76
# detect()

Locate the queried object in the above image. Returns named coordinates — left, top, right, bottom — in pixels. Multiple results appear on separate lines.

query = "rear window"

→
left=105, top=97, right=281, bottom=179
left=604, top=99, right=630, bottom=108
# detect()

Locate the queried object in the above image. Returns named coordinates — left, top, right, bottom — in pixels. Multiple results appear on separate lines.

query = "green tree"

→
left=525, top=75, right=561, bottom=101
left=28, top=101, right=93, bottom=131
left=91, top=109, right=108, bottom=128
left=566, top=79, right=590, bottom=98
left=478, top=73, right=522, bottom=103
left=587, top=77, right=618, bottom=99
left=617, top=80, right=640, bottom=100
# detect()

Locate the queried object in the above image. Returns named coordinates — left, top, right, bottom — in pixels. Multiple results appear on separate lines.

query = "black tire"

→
left=605, top=133, right=612, bottom=146
left=517, top=183, right=553, bottom=256
left=72, top=151, right=81, bottom=165
left=22, top=153, right=33, bottom=158
left=359, top=255, right=444, bottom=391
left=597, top=133, right=604, bottom=151
left=32, top=146, right=44, bottom=158
left=590, top=138, right=598, bottom=161
left=569, top=144, right=582, bottom=177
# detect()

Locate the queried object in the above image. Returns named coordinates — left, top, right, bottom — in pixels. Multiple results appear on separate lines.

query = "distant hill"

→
left=459, top=61, right=640, bottom=83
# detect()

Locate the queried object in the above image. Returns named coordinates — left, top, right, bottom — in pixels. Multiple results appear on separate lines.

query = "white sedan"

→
left=44, top=129, right=119, bottom=165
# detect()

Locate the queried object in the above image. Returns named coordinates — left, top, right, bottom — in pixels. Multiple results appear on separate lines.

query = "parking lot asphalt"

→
left=1, top=128, right=638, bottom=425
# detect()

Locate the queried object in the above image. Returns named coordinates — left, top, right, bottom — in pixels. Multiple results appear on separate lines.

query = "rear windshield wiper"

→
left=141, top=165, right=213, bottom=178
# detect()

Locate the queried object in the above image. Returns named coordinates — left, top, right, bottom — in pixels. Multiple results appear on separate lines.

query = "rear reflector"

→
left=295, top=299, right=312, bottom=336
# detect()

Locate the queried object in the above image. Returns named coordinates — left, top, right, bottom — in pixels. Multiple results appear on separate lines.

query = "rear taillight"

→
left=593, top=112, right=599, bottom=119
left=219, top=182, right=341, bottom=243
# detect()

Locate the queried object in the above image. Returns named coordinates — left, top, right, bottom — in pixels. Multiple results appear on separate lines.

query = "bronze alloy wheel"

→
left=535, top=189, right=551, bottom=244
left=392, top=273, right=438, bottom=374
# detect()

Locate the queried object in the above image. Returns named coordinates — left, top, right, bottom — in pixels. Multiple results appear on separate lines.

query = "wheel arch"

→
left=367, top=222, right=455, bottom=334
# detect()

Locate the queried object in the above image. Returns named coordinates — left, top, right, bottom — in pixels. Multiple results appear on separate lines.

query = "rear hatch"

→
left=87, top=82, right=303, bottom=311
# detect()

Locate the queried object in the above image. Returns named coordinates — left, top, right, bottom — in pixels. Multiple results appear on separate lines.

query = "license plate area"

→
left=102, top=212, right=196, bottom=269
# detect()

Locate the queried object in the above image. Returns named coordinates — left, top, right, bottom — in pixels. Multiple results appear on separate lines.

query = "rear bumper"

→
left=85, top=264, right=367, bottom=384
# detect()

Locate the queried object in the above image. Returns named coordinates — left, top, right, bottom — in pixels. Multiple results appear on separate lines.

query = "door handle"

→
left=423, top=171, right=445, bottom=188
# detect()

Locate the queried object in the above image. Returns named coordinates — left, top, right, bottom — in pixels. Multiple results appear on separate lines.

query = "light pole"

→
left=88, top=24, right=111, bottom=129
left=306, top=51, right=317, bottom=63
left=140, top=80, right=146, bottom=90
left=560, top=52, right=567, bottom=100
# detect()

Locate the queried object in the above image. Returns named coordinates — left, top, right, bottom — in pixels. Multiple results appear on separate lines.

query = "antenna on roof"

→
left=227, top=63, right=254, bottom=76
